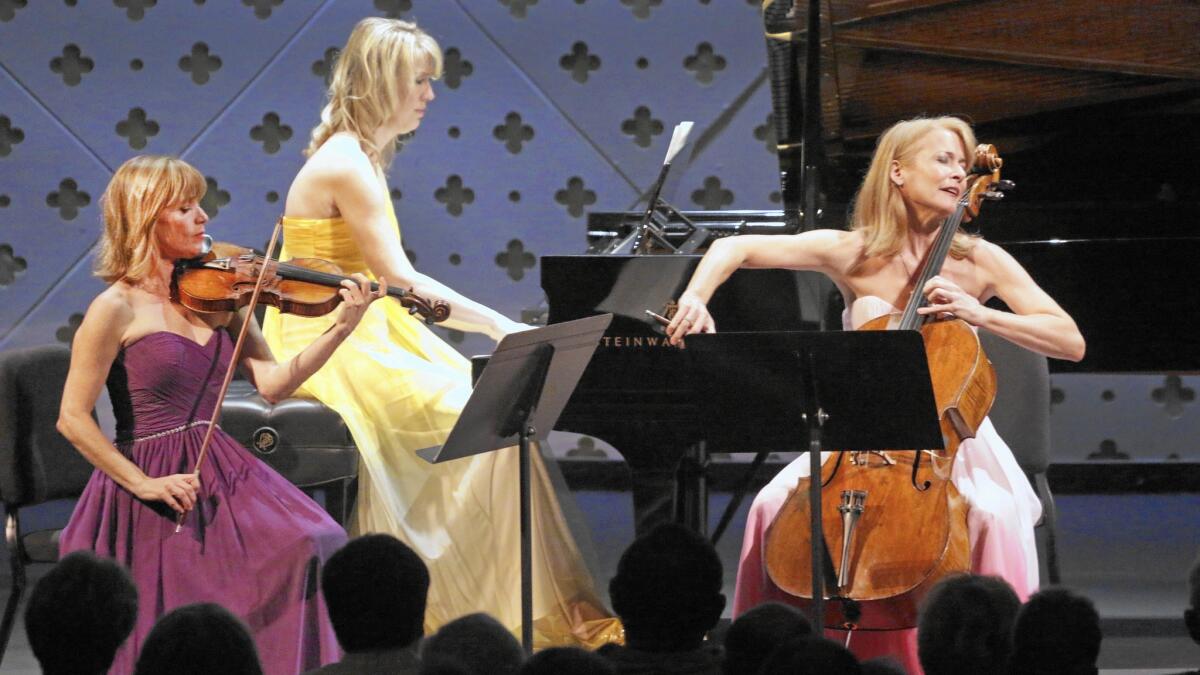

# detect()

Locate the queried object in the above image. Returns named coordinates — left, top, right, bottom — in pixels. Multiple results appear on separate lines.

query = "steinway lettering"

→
left=600, top=336, right=675, bottom=348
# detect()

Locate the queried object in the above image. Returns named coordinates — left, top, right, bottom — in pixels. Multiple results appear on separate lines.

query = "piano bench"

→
left=220, top=380, right=358, bottom=527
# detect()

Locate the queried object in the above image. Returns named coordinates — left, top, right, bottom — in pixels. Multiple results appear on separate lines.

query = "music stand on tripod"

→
left=417, top=313, right=613, bottom=653
left=686, top=330, right=942, bottom=629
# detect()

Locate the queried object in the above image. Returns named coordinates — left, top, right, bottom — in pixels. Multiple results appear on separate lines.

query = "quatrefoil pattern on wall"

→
left=116, top=108, right=159, bottom=150
left=45, top=179, right=90, bottom=220
left=434, top=176, right=474, bottom=216
left=179, top=42, right=222, bottom=85
left=555, top=177, right=596, bottom=218
left=0, top=244, right=27, bottom=286
left=442, top=48, right=473, bottom=89
left=50, top=45, right=94, bottom=86
left=495, top=239, right=536, bottom=281
left=243, top=0, right=283, bottom=20
left=560, top=42, right=600, bottom=84
left=250, top=113, right=293, bottom=154
left=493, top=113, right=533, bottom=154
left=0, top=1, right=28, bottom=23
left=500, top=0, right=538, bottom=19
left=374, top=0, right=413, bottom=18
left=201, top=177, right=231, bottom=217
left=621, top=106, right=663, bottom=148
left=0, top=115, right=24, bottom=156
left=114, top=0, right=155, bottom=21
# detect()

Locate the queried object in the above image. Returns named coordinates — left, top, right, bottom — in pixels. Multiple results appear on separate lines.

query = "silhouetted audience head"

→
left=24, top=550, right=138, bottom=675
left=1185, top=551, right=1200, bottom=645
left=419, top=655, right=474, bottom=675
left=860, top=656, right=907, bottom=675
left=133, top=602, right=262, bottom=675
left=422, top=612, right=524, bottom=675
left=322, top=533, right=430, bottom=652
left=758, top=635, right=861, bottom=675
left=722, top=602, right=812, bottom=675
left=1010, top=587, right=1101, bottom=675
left=520, top=646, right=616, bottom=675
left=608, top=522, right=725, bottom=650
left=917, top=573, right=1020, bottom=675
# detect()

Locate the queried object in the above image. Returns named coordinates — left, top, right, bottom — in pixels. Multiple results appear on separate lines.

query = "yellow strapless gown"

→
left=262, top=203, right=621, bottom=648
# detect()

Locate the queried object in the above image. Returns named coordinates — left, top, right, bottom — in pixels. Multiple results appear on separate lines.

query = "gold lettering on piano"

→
left=600, top=336, right=674, bottom=348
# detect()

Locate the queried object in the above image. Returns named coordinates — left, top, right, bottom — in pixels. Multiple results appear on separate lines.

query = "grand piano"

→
left=541, top=0, right=1200, bottom=534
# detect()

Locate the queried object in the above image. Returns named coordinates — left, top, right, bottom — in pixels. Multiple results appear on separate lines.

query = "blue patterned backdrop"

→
left=0, top=0, right=1194, bottom=463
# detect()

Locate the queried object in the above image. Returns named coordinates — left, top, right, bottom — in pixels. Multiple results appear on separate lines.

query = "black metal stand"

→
left=687, top=330, right=943, bottom=629
left=417, top=314, right=612, bottom=653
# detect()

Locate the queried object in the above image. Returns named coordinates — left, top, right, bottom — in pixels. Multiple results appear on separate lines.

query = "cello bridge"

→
left=850, top=450, right=895, bottom=467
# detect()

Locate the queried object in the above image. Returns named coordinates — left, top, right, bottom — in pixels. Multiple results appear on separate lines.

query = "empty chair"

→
left=0, top=344, right=97, bottom=665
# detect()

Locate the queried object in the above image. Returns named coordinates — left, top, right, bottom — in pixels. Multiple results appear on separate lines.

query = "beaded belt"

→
left=130, top=419, right=218, bottom=443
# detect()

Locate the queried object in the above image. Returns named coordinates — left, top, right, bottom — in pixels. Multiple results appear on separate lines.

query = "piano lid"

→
left=764, top=0, right=1200, bottom=205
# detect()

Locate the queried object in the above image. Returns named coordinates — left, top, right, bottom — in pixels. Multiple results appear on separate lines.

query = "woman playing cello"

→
left=667, top=116, right=1084, bottom=671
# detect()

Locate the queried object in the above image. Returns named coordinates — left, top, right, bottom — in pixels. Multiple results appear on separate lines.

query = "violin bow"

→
left=175, top=218, right=284, bottom=533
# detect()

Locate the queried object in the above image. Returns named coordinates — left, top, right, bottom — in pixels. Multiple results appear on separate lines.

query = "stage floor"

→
left=0, top=489, right=1196, bottom=673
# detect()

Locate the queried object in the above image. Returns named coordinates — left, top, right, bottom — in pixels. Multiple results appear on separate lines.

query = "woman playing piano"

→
left=667, top=116, right=1084, bottom=671
left=261, top=17, right=620, bottom=648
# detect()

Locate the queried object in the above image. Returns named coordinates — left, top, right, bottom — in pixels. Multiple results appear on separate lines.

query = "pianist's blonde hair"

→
left=850, top=116, right=979, bottom=260
left=95, top=155, right=206, bottom=284
left=306, top=17, right=443, bottom=169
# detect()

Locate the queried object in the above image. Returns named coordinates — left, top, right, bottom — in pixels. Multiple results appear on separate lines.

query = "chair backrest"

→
left=0, top=344, right=96, bottom=507
left=977, top=329, right=1052, bottom=474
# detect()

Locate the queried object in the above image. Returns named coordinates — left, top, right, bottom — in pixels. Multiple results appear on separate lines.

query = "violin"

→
left=172, top=238, right=450, bottom=324
left=762, top=145, right=1012, bottom=632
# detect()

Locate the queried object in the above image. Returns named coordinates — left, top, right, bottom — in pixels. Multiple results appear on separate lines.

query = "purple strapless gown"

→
left=60, top=330, right=345, bottom=675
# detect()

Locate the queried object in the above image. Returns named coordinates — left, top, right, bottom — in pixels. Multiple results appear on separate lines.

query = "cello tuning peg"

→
left=408, top=306, right=419, bottom=315
left=997, top=180, right=1015, bottom=191
left=983, top=191, right=1005, bottom=201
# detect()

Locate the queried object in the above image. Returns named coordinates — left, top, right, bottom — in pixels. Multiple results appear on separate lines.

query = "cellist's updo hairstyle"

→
left=850, top=116, right=979, bottom=260
left=306, top=17, right=443, bottom=169
left=95, top=155, right=206, bottom=284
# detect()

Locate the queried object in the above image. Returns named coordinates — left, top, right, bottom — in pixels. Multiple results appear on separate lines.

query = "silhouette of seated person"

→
left=917, top=573, right=1020, bottom=675
left=1009, top=587, right=1101, bottom=675
left=421, top=612, right=525, bottom=675
left=24, top=550, right=138, bottom=675
left=307, top=533, right=430, bottom=674
left=520, top=646, right=616, bottom=675
left=757, top=635, right=861, bottom=675
left=1170, top=552, right=1200, bottom=675
left=134, top=602, right=263, bottom=675
left=597, top=523, right=725, bottom=674
left=721, top=601, right=811, bottom=675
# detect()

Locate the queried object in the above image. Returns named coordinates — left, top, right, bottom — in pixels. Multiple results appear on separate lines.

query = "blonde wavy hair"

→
left=95, top=155, right=206, bottom=283
left=306, top=17, right=442, bottom=168
left=850, top=116, right=979, bottom=260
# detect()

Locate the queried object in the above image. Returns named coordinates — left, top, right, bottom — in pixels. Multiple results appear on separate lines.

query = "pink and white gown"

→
left=731, top=295, right=1042, bottom=674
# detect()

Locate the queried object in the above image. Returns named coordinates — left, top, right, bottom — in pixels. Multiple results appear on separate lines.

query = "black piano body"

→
left=541, top=254, right=832, bottom=532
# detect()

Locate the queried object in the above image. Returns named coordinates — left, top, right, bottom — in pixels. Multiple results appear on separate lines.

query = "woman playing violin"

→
left=668, top=117, right=1084, bottom=671
left=261, top=17, right=620, bottom=647
left=57, top=155, right=384, bottom=674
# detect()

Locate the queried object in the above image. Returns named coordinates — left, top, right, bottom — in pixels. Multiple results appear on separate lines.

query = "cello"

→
left=762, top=144, right=1012, bottom=631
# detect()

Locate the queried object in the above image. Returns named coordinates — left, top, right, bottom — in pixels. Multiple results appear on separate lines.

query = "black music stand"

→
left=686, top=330, right=942, bottom=629
left=417, top=313, right=613, bottom=653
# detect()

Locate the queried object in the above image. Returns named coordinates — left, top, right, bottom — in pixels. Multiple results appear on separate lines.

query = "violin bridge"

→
left=837, top=490, right=867, bottom=591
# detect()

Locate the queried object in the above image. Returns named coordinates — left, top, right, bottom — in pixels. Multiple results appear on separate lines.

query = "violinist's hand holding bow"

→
left=135, top=473, right=200, bottom=514
left=667, top=291, right=717, bottom=347
left=331, top=273, right=387, bottom=336
left=918, top=276, right=987, bottom=325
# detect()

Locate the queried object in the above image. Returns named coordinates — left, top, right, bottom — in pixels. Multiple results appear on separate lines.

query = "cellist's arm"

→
left=667, top=229, right=849, bottom=345
left=920, top=241, right=1085, bottom=361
